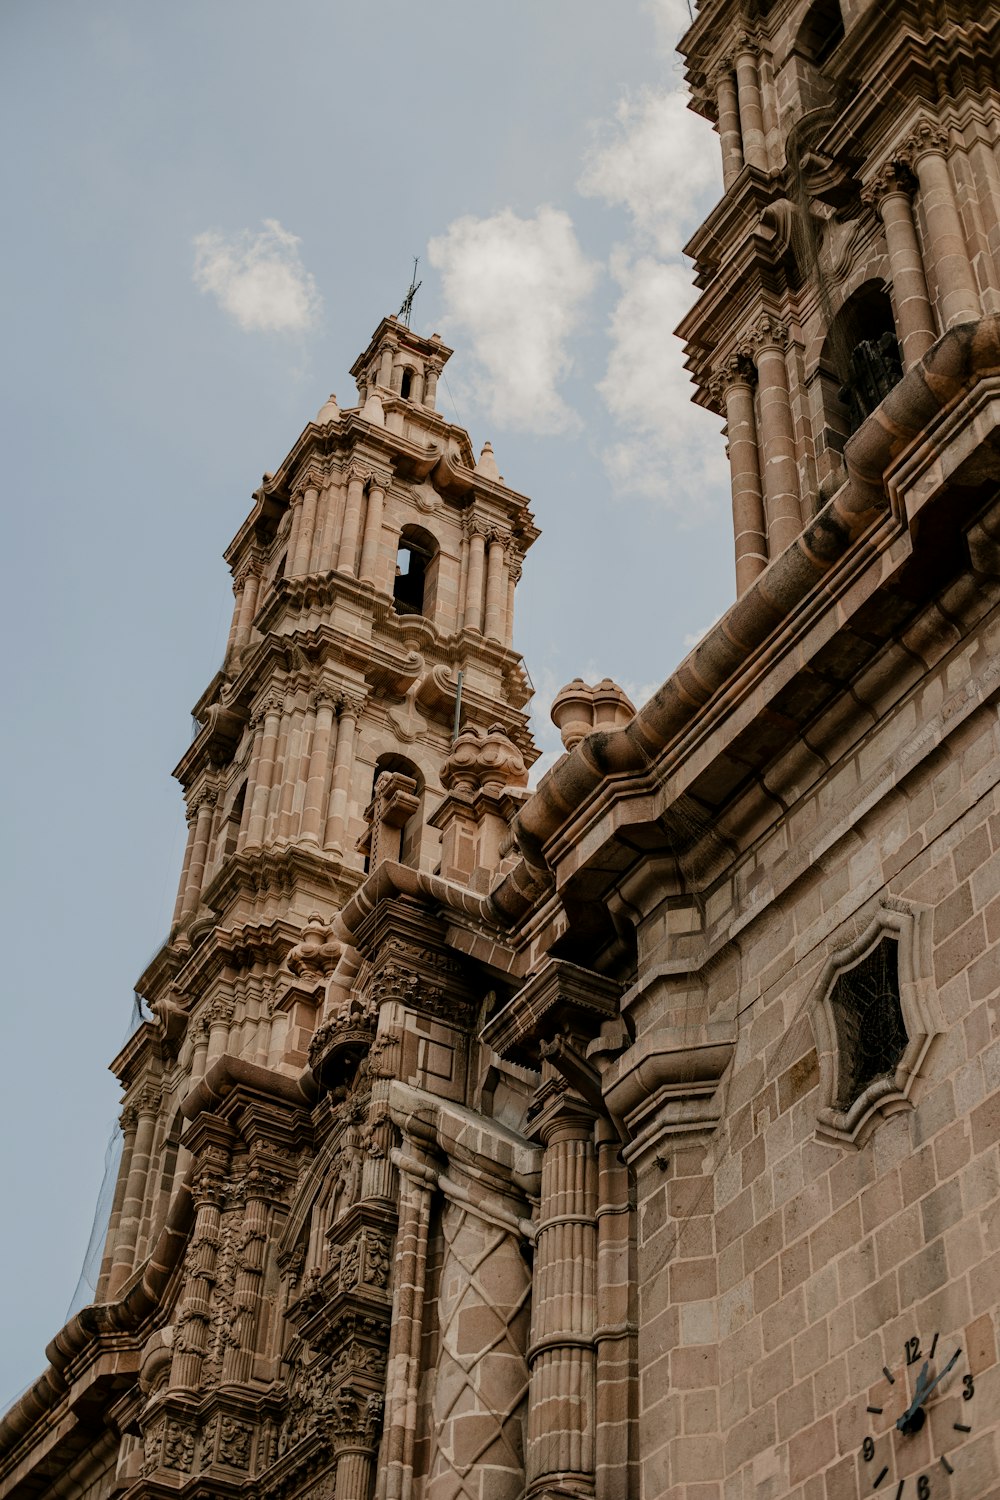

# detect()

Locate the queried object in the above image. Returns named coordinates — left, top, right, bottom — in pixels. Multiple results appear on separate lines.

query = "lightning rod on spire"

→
left=398, top=257, right=422, bottom=327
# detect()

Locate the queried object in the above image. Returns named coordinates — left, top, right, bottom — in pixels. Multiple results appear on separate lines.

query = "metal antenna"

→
left=398, top=257, right=422, bottom=327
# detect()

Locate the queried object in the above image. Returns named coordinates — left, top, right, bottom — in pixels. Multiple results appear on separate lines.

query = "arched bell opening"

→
left=822, top=280, right=902, bottom=438
left=393, top=523, right=439, bottom=619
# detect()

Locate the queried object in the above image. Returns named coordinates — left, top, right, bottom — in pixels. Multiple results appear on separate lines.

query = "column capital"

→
left=711, top=350, right=758, bottom=397
left=895, top=118, right=950, bottom=170
left=346, top=460, right=373, bottom=487
left=293, top=468, right=324, bottom=499
left=862, top=159, right=918, bottom=210
left=732, top=27, right=760, bottom=56
left=338, top=688, right=367, bottom=719
left=463, top=511, right=491, bottom=540
left=708, top=54, right=735, bottom=88
left=741, top=314, right=788, bottom=358
left=132, top=1082, right=162, bottom=1119
left=366, top=466, right=393, bottom=495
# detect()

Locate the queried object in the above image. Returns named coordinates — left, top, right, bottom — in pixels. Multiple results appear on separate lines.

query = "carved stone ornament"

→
left=895, top=117, right=951, bottom=169
left=162, top=1419, right=196, bottom=1472
left=861, top=158, right=917, bottom=211
left=287, top=914, right=344, bottom=979
left=218, top=1416, right=252, bottom=1468
left=741, top=314, right=788, bottom=357
left=441, top=722, right=528, bottom=795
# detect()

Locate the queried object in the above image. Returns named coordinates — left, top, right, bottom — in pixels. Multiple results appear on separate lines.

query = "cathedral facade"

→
left=3, top=1, right=1000, bottom=1497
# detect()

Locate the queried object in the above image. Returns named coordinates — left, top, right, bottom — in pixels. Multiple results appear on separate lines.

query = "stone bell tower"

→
left=0, top=317, right=540, bottom=1498
left=677, top=0, right=1000, bottom=593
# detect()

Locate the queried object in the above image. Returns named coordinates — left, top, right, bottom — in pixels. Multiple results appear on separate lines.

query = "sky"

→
left=0, top=0, right=729, bottom=1408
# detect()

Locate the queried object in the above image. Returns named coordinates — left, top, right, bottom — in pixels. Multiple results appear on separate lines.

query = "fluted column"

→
left=713, top=58, right=743, bottom=189
left=245, top=693, right=283, bottom=848
left=180, top=789, right=216, bottom=920
left=747, top=316, right=801, bottom=556
left=286, top=491, right=304, bottom=574
left=300, top=689, right=336, bottom=844
left=338, top=465, right=369, bottom=575
left=714, top=356, right=767, bottom=591
left=734, top=33, right=766, bottom=172
left=291, top=475, right=321, bottom=576
left=359, top=477, right=386, bottom=584
left=864, top=162, right=937, bottom=367
left=378, top=1155, right=434, bottom=1500
left=169, top=1131, right=232, bottom=1391
left=464, top=519, right=486, bottom=633
left=324, top=694, right=362, bottom=851
left=484, top=532, right=507, bottom=641
left=276, top=694, right=306, bottom=844
left=900, top=120, right=981, bottom=328
left=315, top=476, right=342, bottom=572
left=526, top=1093, right=598, bottom=1495
left=333, top=1398, right=384, bottom=1500
left=107, top=1085, right=159, bottom=1296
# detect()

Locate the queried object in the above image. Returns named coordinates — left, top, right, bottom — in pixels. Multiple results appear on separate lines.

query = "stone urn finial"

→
left=287, top=914, right=343, bottom=979
left=550, top=677, right=636, bottom=752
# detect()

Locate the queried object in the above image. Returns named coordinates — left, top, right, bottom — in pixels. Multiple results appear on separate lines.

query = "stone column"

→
left=97, top=1107, right=138, bottom=1297
left=221, top=1162, right=276, bottom=1385
left=300, top=689, right=336, bottom=845
left=169, top=1126, right=232, bottom=1392
left=747, top=316, right=802, bottom=556
left=172, top=811, right=199, bottom=927
left=484, top=533, right=507, bottom=641
left=236, top=712, right=265, bottom=854
left=378, top=340, right=396, bottom=388
left=426, top=1197, right=531, bottom=1500
left=332, top=1394, right=384, bottom=1500
left=424, top=358, right=442, bottom=409
left=358, top=476, right=387, bottom=586
left=379, top=1155, right=434, bottom=1500
left=286, top=491, right=304, bottom=576
left=505, top=554, right=521, bottom=648
left=733, top=33, right=766, bottom=172
left=245, top=694, right=283, bottom=848
left=233, top=562, right=262, bottom=655
left=315, top=476, right=342, bottom=572
left=715, top=356, right=768, bottom=592
left=291, top=475, right=321, bottom=576
left=409, top=368, right=425, bottom=404
left=338, top=465, right=369, bottom=575
left=464, top=520, right=486, bottom=634
left=526, top=1092, right=598, bottom=1496
left=594, top=1118, right=635, bottom=1500
left=324, top=695, right=362, bottom=851
left=900, top=120, right=981, bottom=328
left=276, top=695, right=306, bottom=844
left=107, top=1085, right=160, bottom=1296
left=180, top=790, right=216, bottom=920
left=864, top=162, right=938, bottom=367
left=713, top=58, right=744, bottom=189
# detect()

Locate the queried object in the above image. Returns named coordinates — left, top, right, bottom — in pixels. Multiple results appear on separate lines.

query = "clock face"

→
left=862, top=1331, right=976, bottom=1495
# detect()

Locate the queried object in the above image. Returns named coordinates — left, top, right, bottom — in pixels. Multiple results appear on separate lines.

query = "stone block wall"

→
left=633, top=602, right=1000, bottom=1498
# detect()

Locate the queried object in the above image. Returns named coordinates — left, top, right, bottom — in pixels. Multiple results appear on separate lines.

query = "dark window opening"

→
left=393, top=536, right=433, bottom=615
left=822, top=282, right=902, bottom=438
left=273, top=551, right=287, bottom=583
left=797, top=0, right=845, bottom=65
left=400, top=368, right=413, bottom=400
left=224, top=784, right=247, bottom=857
left=830, top=937, right=907, bottom=1109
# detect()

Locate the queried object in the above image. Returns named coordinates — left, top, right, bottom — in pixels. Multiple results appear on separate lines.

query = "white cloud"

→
left=579, top=88, right=719, bottom=259
left=596, top=252, right=727, bottom=506
left=578, top=77, right=723, bottom=507
left=427, top=206, right=598, bottom=436
left=192, top=219, right=321, bottom=334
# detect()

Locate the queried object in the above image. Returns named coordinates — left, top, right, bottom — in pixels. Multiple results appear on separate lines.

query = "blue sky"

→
left=0, top=0, right=729, bottom=1406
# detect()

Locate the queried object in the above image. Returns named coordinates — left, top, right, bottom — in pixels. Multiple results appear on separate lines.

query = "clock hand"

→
left=896, top=1349, right=961, bottom=1432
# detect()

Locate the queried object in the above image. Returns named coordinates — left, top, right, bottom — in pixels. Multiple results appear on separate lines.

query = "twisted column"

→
left=359, top=476, right=387, bottom=585
left=338, top=465, right=369, bottom=575
left=107, top=1086, right=160, bottom=1296
left=713, top=356, right=767, bottom=592
left=898, top=120, right=981, bottom=328
left=713, top=58, right=743, bottom=189
left=526, top=1093, right=598, bottom=1496
left=733, top=33, right=766, bottom=171
left=746, top=316, right=802, bottom=556
left=864, top=162, right=937, bottom=367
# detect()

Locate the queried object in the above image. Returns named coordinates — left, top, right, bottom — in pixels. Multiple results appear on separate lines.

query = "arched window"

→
left=224, top=783, right=247, bottom=858
left=820, top=282, right=902, bottom=443
left=400, top=368, right=413, bottom=400
left=393, top=524, right=439, bottom=618
left=796, top=0, right=844, bottom=66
